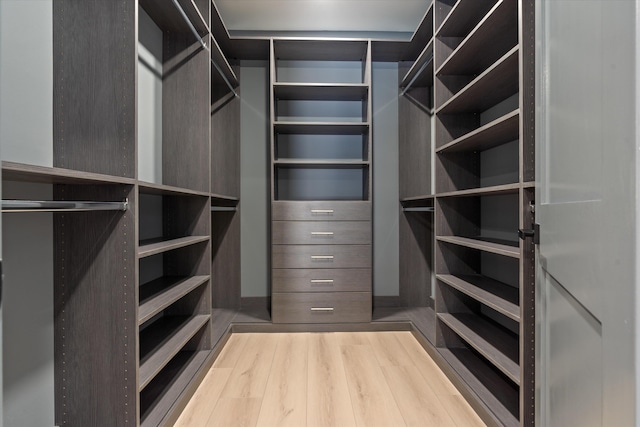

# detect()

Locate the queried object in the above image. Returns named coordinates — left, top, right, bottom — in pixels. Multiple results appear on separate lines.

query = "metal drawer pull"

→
left=311, top=209, right=334, bottom=214
left=311, top=255, right=334, bottom=260
left=311, top=231, right=334, bottom=236
left=311, top=307, right=334, bottom=312
left=311, top=279, right=334, bottom=284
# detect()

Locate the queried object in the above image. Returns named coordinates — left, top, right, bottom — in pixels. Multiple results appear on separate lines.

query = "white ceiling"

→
left=215, top=0, right=430, bottom=34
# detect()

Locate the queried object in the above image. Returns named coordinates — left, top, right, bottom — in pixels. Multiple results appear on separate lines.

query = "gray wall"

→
left=0, top=1, right=55, bottom=426
left=240, top=61, right=269, bottom=297
left=372, top=62, right=400, bottom=296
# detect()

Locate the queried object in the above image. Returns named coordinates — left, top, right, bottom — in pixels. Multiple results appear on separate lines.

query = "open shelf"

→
left=437, top=236, right=520, bottom=258
left=275, top=159, right=369, bottom=167
left=437, top=274, right=519, bottom=322
left=139, top=314, right=210, bottom=391
left=140, top=349, right=209, bottom=427
left=138, top=236, right=210, bottom=258
left=274, top=83, right=368, bottom=101
left=210, top=34, right=239, bottom=88
left=139, top=276, right=210, bottom=325
left=436, top=0, right=518, bottom=76
left=273, top=39, right=370, bottom=61
left=274, top=122, right=369, bottom=135
left=400, top=39, right=434, bottom=89
left=436, top=0, right=496, bottom=38
left=138, top=181, right=211, bottom=198
left=439, top=312, right=520, bottom=384
left=436, top=182, right=520, bottom=198
left=436, top=110, right=519, bottom=153
left=437, top=46, right=519, bottom=113
left=2, top=161, right=136, bottom=185
left=139, top=0, right=209, bottom=37
left=440, top=348, right=519, bottom=427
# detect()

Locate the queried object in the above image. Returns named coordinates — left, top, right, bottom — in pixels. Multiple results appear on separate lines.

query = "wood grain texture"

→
left=211, top=210, right=241, bottom=309
left=365, top=331, right=415, bottom=367
left=54, top=184, right=136, bottom=426
left=213, top=332, right=249, bottom=369
left=255, top=334, right=308, bottom=427
left=273, top=268, right=371, bottom=293
left=382, top=365, right=457, bottom=427
left=272, top=292, right=372, bottom=324
left=53, top=0, right=136, bottom=178
left=438, top=394, right=487, bottom=427
left=307, top=333, right=357, bottom=427
left=272, top=201, right=371, bottom=221
left=272, top=244, right=371, bottom=269
left=221, top=333, right=278, bottom=398
left=340, top=344, right=406, bottom=427
left=399, top=209, right=433, bottom=307
left=173, top=368, right=232, bottom=427
left=272, top=220, right=371, bottom=245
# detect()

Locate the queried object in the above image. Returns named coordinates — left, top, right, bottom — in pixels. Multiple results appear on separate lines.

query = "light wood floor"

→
left=175, top=331, right=486, bottom=427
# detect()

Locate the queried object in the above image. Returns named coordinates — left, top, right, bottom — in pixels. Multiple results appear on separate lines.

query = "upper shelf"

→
left=273, top=83, right=368, bottom=101
left=273, top=39, right=370, bottom=62
left=138, top=181, right=211, bottom=197
left=2, top=161, right=135, bottom=185
left=400, top=38, right=434, bottom=89
left=436, top=110, right=519, bottom=153
left=436, top=0, right=518, bottom=76
left=436, top=0, right=496, bottom=38
left=274, top=122, right=369, bottom=135
left=140, top=0, right=209, bottom=37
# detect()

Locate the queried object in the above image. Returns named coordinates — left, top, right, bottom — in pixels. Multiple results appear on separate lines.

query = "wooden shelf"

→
left=439, top=313, right=519, bottom=384
left=211, top=35, right=239, bottom=88
left=138, top=236, right=210, bottom=258
left=437, top=0, right=518, bottom=77
left=436, top=0, right=496, bottom=38
left=138, top=181, right=211, bottom=197
left=273, top=39, right=369, bottom=61
left=400, top=194, right=435, bottom=204
left=139, top=314, right=210, bottom=391
left=400, top=39, right=434, bottom=88
left=139, top=0, right=209, bottom=36
left=274, top=83, right=368, bottom=101
left=274, top=121, right=369, bottom=135
left=2, top=161, right=135, bottom=185
left=436, top=110, right=519, bottom=153
left=440, top=348, right=519, bottom=427
left=140, top=350, right=209, bottom=427
left=436, top=182, right=520, bottom=198
left=274, top=159, right=369, bottom=167
left=437, top=274, right=520, bottom=322
left=139, top=276, right=210, bottom=325
left=437, top=46, right=519, bottom=114
left=437, top=235, right=520, bottom=258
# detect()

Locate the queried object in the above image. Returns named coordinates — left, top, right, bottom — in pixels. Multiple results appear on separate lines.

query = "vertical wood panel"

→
left=212, top=210, right=241, bottom=309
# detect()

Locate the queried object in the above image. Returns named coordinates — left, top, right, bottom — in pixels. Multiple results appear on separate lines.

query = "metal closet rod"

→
left=171, top=0, right=238, bottom=98
left=400, top=53, right=434, bottom=97
left=2, top=199, right=129, bottom=213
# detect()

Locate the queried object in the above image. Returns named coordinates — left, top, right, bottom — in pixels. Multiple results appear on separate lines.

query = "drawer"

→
left=273, top=269, right=371, bottom=293
left=272, top=201, right=371, bottom=221
left=272, top=221, right=371, bottom=245
left=272, top=245, right=371, bottom=269
left=272, top=292, right=371, bottom=323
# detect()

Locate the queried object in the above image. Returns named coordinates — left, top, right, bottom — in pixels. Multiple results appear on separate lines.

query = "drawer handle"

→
left=311, top=209, right=334, bottom=214
left=311, top=307, right=334, bottom=312
left=311, top=231, right=334, bottom=236
left=311, top=279, right=334, bottom=284
left=311, top=255, right=334, bottom=260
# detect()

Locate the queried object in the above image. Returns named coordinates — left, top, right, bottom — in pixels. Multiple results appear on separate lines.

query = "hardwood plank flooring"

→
left=175, top=331, right=486, bottom=427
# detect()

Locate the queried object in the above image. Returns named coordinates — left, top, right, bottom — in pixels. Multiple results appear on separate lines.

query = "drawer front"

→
left=272, top=292, right=371, bottom=323
left=272, top=221, right=371, bottom=245
left=272, top=245, right=371, bottom=269
left=273, top=268, right=371, bottom=293
left=272, top=201, right=371, bottom=221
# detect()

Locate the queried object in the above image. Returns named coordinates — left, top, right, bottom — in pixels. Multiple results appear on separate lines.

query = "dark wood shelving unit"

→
left=274, top=83, right=369, bottom=101
left=273, top=122, right=370, bottom=135
left=139, top=276, right=211, bottom=324
left=437, top=235, right=520, bottom=258
left=138, top=236, right=210, bottom=258
left=436, top=109, right=519, bottom=153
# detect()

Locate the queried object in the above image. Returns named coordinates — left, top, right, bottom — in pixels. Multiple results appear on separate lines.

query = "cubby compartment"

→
left=274, top=165, right=369, bottom=201
left=275, top=134, right=369, bottom=162
left=137, top=1, right=210, bottom=192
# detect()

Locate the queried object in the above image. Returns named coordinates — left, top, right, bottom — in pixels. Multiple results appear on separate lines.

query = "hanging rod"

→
left=211, top=206, right=237, bottom=212
left=2, top=199, right=129, bottom=213
left=400, top=53, right=434, bottom=97
left=402, top=207, right=434, bottom=212
left=171, top=0, right=238, bottom=98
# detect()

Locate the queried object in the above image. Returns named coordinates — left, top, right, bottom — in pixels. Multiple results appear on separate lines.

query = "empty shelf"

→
left=140, top=350, right=209, bottom=427
left=138, top=236, right=210, bottom=258
left=400, top=39, right=434, bottom=89
left=437, top=235, right=520, bottom=258
left=139, top=314, right=210, bottom=391
left=440, top=348, right=519, bottom=427
left=436, top=0, right=496, bottom=38
left=274, top=122, right=369, bottom=135
left=211, top=206, right=237, bottom=212
left=274, top=83, right=368, bottom=101
left=274, top=159, right=369, bottom=167
left=2, top=161, right=135, bottom=185
left=436, top=110, right=519, bottom=153
left=273, top=39, right=369, bottom=62
left=139, top=0, right=208, bottom=36
left=138, top=181, right=211, bottom=197
left=139, top=276, right=210, bottom=325
left=439, top=313, right=520, bottom=384
left=403, top=207, right=435, bottom=212
left=437, top=274, right=520, bottom=322
left=436, top=182, right=520, bottom=198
